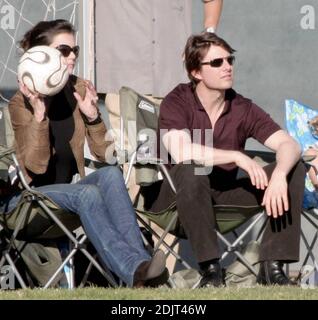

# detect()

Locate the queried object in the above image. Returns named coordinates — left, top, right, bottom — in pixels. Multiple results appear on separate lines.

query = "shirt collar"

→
left=193, top=87, right=235, bottom=115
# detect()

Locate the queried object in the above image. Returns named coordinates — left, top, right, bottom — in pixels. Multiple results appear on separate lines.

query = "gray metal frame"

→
left=124, top=147, right=267, bottom=287
left=297, top=208, right=318, bottom=281
left=0, top=153, right=118, bottom=289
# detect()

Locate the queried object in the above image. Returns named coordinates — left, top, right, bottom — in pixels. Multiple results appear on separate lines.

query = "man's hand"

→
left=234, top=152, right=268, bottom=190
left=261, top=169, right=289, bottom=218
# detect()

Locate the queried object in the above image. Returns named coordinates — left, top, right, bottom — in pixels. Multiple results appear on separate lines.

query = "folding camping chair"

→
left=117, top=87, right=268, bottom=287
left=0, top=105, right=118, bottom=289
left=285, top=99, right=318, bottom=281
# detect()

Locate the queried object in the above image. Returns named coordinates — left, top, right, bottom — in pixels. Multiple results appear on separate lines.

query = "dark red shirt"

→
left=158, top=83, right=281, bottom=179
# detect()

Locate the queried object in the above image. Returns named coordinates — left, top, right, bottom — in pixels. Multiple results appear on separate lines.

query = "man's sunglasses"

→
left=55, top=44, right=80, bottom=58
left=201, top=55, right=235, bottom=68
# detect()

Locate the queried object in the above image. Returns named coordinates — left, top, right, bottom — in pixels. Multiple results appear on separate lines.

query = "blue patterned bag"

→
left=285, top=99, right=318, bottom=209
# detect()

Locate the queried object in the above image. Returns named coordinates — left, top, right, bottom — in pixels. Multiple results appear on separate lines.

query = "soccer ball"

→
left=17, top=45, right=69, bottom=96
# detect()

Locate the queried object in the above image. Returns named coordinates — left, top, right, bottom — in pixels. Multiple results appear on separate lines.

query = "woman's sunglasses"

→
left=201, top=55, right=235, bottom=68
left=55, top=44, right=80, bottom=58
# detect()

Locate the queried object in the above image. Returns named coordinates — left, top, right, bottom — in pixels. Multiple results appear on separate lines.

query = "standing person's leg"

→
left=77, top=166, right=146, bottom=255
left=33, top=183, right=165, bottom=287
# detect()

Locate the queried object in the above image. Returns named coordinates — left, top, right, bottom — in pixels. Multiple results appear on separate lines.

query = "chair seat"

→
left=214, top=205, right=264, bottom=234
left=1, top=190, right=81, bottom=240
left=137, top=203, right=264, bottom=238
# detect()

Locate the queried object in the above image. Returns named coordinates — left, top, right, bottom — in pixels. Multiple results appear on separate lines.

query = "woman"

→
left=7, top=19, right=165, bottom=287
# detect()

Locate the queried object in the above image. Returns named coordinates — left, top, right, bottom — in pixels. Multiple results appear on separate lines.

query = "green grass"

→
left=0, top=286, right=318, bottom=300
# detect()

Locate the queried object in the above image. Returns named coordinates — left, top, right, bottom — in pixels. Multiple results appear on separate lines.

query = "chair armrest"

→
left=135, top=157, right=164, bottom=165
left=84, top=158, right=109, bottom=169
left=302, top=154, right=316, bottom=163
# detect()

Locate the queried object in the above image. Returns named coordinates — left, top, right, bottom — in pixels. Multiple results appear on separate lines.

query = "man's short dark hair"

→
left=184, top=32, right=236, bottom=86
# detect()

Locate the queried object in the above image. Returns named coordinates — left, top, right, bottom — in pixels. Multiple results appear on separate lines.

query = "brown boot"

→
left=133, top=249, right=166, bottom=287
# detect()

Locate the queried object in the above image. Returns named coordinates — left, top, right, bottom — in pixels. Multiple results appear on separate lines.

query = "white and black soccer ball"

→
left=17, top=45, right=69, bottom=96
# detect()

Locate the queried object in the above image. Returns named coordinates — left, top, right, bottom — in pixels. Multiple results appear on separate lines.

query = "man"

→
left=151, top=32, right=305, bottom=287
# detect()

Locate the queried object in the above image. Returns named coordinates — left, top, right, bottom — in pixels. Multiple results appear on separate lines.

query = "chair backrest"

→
left=119, top=87, right=162, bottom=186
left=119, top=86, right=160, bottom=155
left=0, top=106, right=15, bottom=183
left=0, top=105, right=14, bottom=149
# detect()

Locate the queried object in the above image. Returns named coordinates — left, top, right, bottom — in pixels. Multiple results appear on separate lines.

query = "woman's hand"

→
left=73, top=80, right=99, bottom=122
left=19, top=81, right=47, bottom=122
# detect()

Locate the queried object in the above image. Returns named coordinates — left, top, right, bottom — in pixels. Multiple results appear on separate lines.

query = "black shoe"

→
left=257, top=260, right=296, bottom=286
left=198, top=261, right=224, bottom=288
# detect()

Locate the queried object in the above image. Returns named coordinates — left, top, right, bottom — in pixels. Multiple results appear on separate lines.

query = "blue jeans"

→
left=6, top=166, right=150, bottom=287
left=303, top=188, right=318, bottom=209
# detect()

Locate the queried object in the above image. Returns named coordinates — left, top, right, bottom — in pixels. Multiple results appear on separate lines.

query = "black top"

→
left=31, top=91, right=78, bottom=186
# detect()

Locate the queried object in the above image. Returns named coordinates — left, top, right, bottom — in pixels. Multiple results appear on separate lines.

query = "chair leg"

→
left=300, top=211, right=318, bottom=268
left=137, top=215, right=192, bottom=270
left=300, top=229, right=318, bottom=269
left=220, top=213, right=265, bottom=260
left=78, top=253, right=100, bottom=288
left=139, top=229, right=154, bottom=254
left=43, top=233, right=119, bottom=289
left=4, top=252, right=27, bottom=288
left=35, top=197, right=119, bottom=288
left=168, top=276, right=177, bottom=288
left=43, top=246, right=77, bottom=289
left=79, top=246, right=119, bottom=287
left=1, top=236, right=34, bottom=289
left=217, top=231, right=258, bottom=276
left=153, top=214, right=178, bottom=253
left=218, top=213, right=267, bottom=277
left=255, top=215, right=268, bottom=241
left=302, top=210, right=318, bottom=229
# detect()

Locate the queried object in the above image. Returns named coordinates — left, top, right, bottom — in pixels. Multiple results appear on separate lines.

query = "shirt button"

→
left=152, top=40, right=155, bottom=44
left=152, top=18, right=155, bottom=22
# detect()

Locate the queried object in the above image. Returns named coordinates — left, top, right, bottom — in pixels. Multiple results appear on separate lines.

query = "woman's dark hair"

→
left=184, top=32, right=236, bottom=87
left=19, top=19, right=76, bottom=51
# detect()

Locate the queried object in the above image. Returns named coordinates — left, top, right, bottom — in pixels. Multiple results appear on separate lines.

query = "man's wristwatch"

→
left=205, top=26, right=215, bottom=33
left=86, top=115, right=102, bottom=125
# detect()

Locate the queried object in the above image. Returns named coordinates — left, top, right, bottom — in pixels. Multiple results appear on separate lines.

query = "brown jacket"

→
left=9, top=75, right=113, bottom=183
